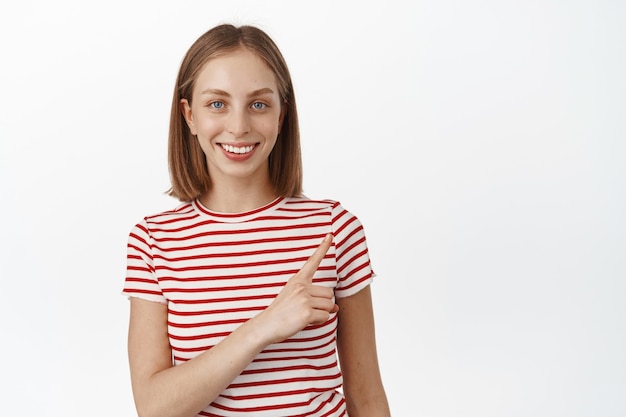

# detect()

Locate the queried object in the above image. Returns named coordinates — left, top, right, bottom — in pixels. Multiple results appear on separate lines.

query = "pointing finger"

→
left=297, top=234, right=333, bottom=280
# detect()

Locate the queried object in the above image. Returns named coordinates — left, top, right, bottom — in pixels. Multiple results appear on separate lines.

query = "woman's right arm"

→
left=127, top=234, right=336, bottom=417
left=128, top=297, right=271, bottom=417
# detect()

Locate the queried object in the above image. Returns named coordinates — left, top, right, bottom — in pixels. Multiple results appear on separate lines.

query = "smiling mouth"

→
left=219, top=143, right=257, bottom=154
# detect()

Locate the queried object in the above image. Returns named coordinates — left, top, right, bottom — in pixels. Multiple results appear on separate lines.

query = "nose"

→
left=225, top=108, right=251, bottom=137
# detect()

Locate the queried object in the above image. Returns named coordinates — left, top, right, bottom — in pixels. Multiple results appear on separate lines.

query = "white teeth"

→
left=221, top=144, right=255, bottom=154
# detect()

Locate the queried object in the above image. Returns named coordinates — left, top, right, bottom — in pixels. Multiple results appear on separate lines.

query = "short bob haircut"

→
left=167, top=24, right=302, bottom=202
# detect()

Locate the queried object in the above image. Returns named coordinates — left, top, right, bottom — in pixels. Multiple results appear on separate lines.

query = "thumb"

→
left=295, top=234, right=333, bottom=282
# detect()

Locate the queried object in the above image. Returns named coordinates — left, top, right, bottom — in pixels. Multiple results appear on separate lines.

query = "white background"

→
left=1, top=1, right=625, bottom=416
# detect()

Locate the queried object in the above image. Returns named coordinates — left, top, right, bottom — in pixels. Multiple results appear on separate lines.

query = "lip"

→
left=217, top=142, right=259, bottom=161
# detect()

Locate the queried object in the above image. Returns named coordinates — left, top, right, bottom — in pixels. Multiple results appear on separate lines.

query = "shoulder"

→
left=283, top=195, right=358, bottom=214
left=130, top=201, right=198, bottom=235
left=283, top=196, right=364, bottom=227
left=144, top=201, right=197, bottom=223
left=282, top=196, right=338, bottom=210
left=282, top=196, right=358, bottom=219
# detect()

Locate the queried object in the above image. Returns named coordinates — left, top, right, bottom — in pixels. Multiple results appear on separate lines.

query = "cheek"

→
left=193, top=118, right=222, bottom=154
left=196, top=118, right=224, bottom=144
left=195, top=136, right=213, bottom=157
left=262, top=122, right=279, bottom=137
left=259, top=114, right=282, bottom=135
left=196, top=117, right=222, bottom=136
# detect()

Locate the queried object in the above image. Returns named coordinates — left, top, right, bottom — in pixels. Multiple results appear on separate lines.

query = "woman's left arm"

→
left=337, top=284, right=391, bottom=416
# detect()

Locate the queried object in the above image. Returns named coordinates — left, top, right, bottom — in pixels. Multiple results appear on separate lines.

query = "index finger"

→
left=300, top=234, right=333, bottom=276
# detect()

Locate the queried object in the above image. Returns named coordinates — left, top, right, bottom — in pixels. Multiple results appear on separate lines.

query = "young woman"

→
left=122, top=24, right=390, bottom=417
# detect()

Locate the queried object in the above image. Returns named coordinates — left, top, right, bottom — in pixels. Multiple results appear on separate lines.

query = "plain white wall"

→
left=1, top=1, right=624, bottom=416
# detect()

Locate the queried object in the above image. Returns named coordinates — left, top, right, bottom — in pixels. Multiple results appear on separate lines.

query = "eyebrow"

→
left=199, top=87, right=276, bottom=98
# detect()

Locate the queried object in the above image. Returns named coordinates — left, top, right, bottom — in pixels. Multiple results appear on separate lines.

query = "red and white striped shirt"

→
left=122, top=197, right=375, bottom=416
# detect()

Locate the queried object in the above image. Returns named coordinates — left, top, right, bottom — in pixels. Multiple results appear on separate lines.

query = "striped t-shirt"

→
left=122, top=196, right=375, bottom=416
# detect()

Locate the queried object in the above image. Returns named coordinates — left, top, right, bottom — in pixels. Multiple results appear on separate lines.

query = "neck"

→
left=200, top=178, right=277, bottom=213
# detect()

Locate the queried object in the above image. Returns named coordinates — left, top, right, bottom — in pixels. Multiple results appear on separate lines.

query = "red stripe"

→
left=163, top=281, right=282, bottom=294
left=151, top=222, right=331, bottom=243
left=210, top=387, right=339, bottom=412
left=228, top=373, right=342, bottom=391
left=335, top=232, right=365, bottom=263
left=149, top=212, right=199, bottom=226
left=154, top=253, right=332, bottom=273
left=174, top=344, right=337, bottom=363
left=337, top=247, right=368, bottom=275
left=124, top=288, right=162, bottom=297
left=241, top=361, right=337, bottom=376
left=168, top=305, right=265, bottom=316
left=125, top=277, right=156, bottom=284
left=338, top=261, right=371, bottom=284
left=167, top=293, right=276, bottom=304
left=259, top=341, right=336, bottom=356
left=151, top=233, right=329, bottom=253
left=153, top=242, right=321, bottom=262
left=168, top=317, right=247, bottom=328
left=158, top=265, right=335, bottom=283
left=338, top=272, right=373, bottom=292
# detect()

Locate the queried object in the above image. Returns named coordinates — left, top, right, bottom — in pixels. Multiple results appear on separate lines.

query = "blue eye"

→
left=251, top=102, right=266, bottom=110
left=210, top=101, right=224, bottom=109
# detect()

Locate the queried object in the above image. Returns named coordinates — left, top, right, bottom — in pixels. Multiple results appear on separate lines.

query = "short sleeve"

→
left=121, top=219, right=167, bottom=304
left=331, top=202, right=376, bottom=298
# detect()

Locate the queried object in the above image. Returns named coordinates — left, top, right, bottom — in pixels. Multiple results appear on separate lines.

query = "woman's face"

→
left=181, top=47, right=284, bottom=186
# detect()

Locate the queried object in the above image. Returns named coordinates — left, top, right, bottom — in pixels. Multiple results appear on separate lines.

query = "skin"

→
left=127, top=46, right=390, bottom=417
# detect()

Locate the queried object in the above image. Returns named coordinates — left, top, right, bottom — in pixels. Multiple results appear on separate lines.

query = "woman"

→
left=123, top=23, right=390, bottom=417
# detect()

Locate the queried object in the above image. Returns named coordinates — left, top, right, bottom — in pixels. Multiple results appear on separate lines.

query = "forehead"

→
left=194, top=47, right=278, bottom=94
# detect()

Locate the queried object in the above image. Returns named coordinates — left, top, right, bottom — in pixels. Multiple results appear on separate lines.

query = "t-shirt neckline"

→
left=192, top=197, right=286, bottom=223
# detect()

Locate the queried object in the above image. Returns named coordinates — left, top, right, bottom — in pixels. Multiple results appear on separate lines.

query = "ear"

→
left=180, top=98, right=197, bottom=135
left=278, top=105, right=287, bottom=130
